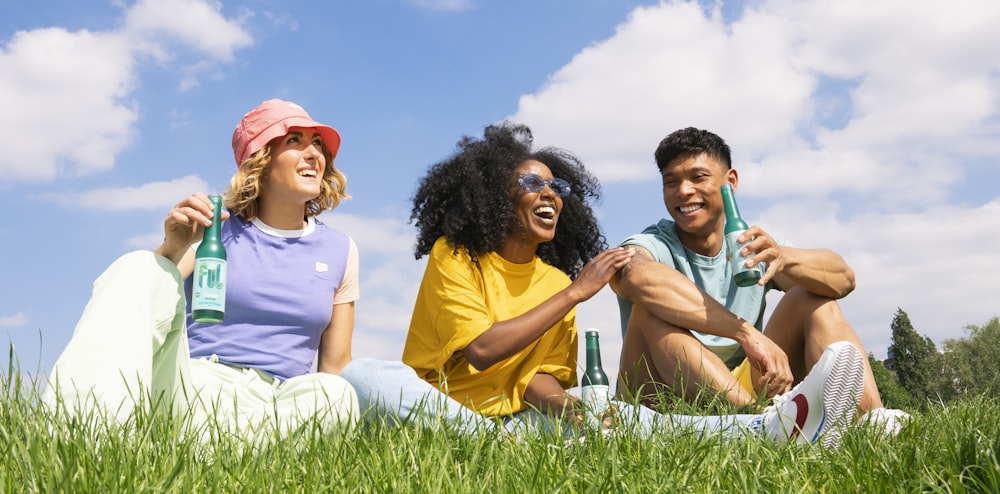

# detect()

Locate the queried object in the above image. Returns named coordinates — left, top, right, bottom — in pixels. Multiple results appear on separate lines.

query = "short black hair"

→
left=410, top=122, right=605, bottom=279
left=654, top=127, right=732, bottom=172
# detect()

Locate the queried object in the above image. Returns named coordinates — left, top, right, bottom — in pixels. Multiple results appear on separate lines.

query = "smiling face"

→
left=661, top=152, right=737, bottom=255
left=501, top=159, right=564, bottom=262
left=261, top=126, right=328, bottom=206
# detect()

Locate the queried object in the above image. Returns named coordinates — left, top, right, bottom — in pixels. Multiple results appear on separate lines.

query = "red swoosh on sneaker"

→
left=789, top=393, right=809, bottom=440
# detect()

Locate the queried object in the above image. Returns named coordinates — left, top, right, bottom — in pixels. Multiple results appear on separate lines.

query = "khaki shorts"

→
left=731, top=358, right=757, bottom=399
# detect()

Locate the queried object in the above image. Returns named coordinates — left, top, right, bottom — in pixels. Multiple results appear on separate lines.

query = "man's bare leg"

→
left=763, top=286, right=884, bottom=412
left=619, top=304, right=753, bottom=407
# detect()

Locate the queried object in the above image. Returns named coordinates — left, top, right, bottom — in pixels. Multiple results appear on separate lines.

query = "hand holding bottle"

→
left=733, top=225, right=785, bottom=287
left=721, top=184, right=764, bottom=287
left=156, top=193, right=231, bottom=265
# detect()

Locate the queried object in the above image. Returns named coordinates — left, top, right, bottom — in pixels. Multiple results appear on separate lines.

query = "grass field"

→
left=2, top=367, right=998, bottom=493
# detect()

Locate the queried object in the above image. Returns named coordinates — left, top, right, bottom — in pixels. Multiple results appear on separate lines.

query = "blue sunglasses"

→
left=517, top=173, right=572, bottom=197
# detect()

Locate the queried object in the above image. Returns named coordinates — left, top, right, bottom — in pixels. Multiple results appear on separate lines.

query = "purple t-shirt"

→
left=185, top=214, right=351, bottom=380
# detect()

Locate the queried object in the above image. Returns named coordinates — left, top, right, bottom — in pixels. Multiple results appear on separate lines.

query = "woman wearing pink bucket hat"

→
left=43, top=99, right=360, bottom=444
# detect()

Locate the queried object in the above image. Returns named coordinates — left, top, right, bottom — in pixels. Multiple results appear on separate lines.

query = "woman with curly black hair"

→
left=343, top=122, right=631, bottom=434
left=401, top=122, right=632, bottom=423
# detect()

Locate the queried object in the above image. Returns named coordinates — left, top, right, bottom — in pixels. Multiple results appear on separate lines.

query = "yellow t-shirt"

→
left=402, top=237, right=578, bottom=417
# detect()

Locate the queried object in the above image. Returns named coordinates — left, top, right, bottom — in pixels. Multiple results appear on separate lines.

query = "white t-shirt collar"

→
left=251, top=215, right=315, bottom=238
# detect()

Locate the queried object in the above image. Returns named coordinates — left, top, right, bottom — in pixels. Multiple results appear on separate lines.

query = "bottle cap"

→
left=584, top=327, right=600, bottom=335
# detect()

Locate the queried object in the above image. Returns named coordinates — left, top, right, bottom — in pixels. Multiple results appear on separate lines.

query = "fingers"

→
left=162, top=192, right=221, bottom=245
left=168, top=193, right=219, bottom=227
left=596, top=246, right=636, bottom=269
left=738, top=225, right=766, bottom=244
left=569, top=247, right=636, bottom=302
left=739, top=226, right=783, bottom=286
left=757, top=358, right=793, bottom=398
left=601, top=402, right=619, bottom=429
left=745, top=332, right=793, bottom=397
left=580, top=247, right=635, bottom=278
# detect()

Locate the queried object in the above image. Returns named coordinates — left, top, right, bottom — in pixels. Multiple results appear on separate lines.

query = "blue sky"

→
left=2, top=0, right=999, bottom=383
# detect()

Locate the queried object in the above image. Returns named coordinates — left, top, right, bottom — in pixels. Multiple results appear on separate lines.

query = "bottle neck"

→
left=585, top=333, right=603, bottom=367
left=720, top=184, right=745, bottom=233
left=204, top=195, right=224, bottom=241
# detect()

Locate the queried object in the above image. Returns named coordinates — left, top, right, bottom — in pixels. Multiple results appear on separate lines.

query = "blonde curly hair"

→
left=223, top=138, right=350, bottom=220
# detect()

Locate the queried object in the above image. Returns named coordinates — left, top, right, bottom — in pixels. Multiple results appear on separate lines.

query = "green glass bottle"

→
left=191, top=195, right=227, bottom=323
left=581, top=328, right=610, bottom=425
left=721, top=183, right=762, bottom=287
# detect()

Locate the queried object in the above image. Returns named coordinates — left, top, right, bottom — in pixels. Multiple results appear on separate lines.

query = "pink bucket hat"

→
left=231, top=99, right=341, bottom=166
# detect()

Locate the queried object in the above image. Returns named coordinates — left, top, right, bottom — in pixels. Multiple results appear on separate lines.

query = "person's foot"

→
left=762, top=341, right=865, bottom=448
left=859, top=407, right=911, bottom=436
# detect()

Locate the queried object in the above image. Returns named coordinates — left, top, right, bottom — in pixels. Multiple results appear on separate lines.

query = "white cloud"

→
left=351, top=325, right=410, bottom=362
left=123, top=0, right=253, bottom=61
left=512, top=0, right=1000, bottom=209
left=756, top=197, right=1000, bottom=356
left=320, top=211, right=416, bottom=258
left=835, top=200, right=1000, bottom=347
left=168, top=108, right=193, bottom=130
left=0, top=0, right=251, bottom=184
left=0, top=28, right=138, bottom=182
left=736, top=147, right=963, bottom=208
left=0, top=312, right=29, bottom=328
left=513, top=1, right=814, bottom=183
left=37, top=175, right=209, bottom=212
left=784, top=0, right=1000, bottom=168
left=127, top=232, right=169, bottom=250
left=261, top=11, right=298, bottom=31
left=407, top=0, right=473, bottom=12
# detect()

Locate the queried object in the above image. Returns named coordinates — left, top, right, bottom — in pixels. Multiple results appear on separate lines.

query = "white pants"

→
left=42, top=251, right=359, bottom=442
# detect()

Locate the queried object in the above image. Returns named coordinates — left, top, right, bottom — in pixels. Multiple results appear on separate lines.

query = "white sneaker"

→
left=760, top=341, right=865, bottom=448
left=859, top=408, right=911, bottom=436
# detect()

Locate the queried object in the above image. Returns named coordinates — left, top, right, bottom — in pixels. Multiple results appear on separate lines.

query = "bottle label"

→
left=192, top=258, right=226, bottom=312
left=725, top=230, right=762, bottom=278
left=581, top=384, right=610, bottom=426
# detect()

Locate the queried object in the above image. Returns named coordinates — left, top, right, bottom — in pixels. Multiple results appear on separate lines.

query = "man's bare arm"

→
left=612, top=246, right=754, bottom=342
left=737, top=226, right=854, bottom=298
left=769, top=246, right=855, bottom=298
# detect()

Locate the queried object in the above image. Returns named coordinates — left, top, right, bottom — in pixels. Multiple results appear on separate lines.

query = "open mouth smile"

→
left=677, top=204, right=704, bottom=214
left=533, top=205, right=557, bottom=223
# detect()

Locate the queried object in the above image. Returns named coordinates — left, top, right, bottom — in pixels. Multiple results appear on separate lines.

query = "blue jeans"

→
left=341, top=358, right=760, bottom=439
left=341, top=358, right=493, bottom=434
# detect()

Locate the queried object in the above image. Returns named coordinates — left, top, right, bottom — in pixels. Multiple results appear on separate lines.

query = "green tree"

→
left=867, top=353, right=916, bottom=410
left=941, top=316, right=1000, bottom=398
left=889, top=308, right=944, bottom=409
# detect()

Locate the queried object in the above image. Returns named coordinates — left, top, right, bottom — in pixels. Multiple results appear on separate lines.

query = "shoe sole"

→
left=817, top=342, right=865, bottom=448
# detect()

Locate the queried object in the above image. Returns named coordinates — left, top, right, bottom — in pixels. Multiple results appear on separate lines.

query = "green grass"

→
left=2, top=368, right=998, bottom=493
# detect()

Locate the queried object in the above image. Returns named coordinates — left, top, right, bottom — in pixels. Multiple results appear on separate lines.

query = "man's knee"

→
left=783, top=285, right=837, bottom=306
left=625, top=303, right=679, bottom=340
left=625, top=304, right=705, bottom=352
left=777, top=286, right=847, bottom=322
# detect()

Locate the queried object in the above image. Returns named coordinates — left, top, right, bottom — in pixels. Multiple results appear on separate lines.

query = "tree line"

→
left=868, top=308, right=1000, bottom=410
